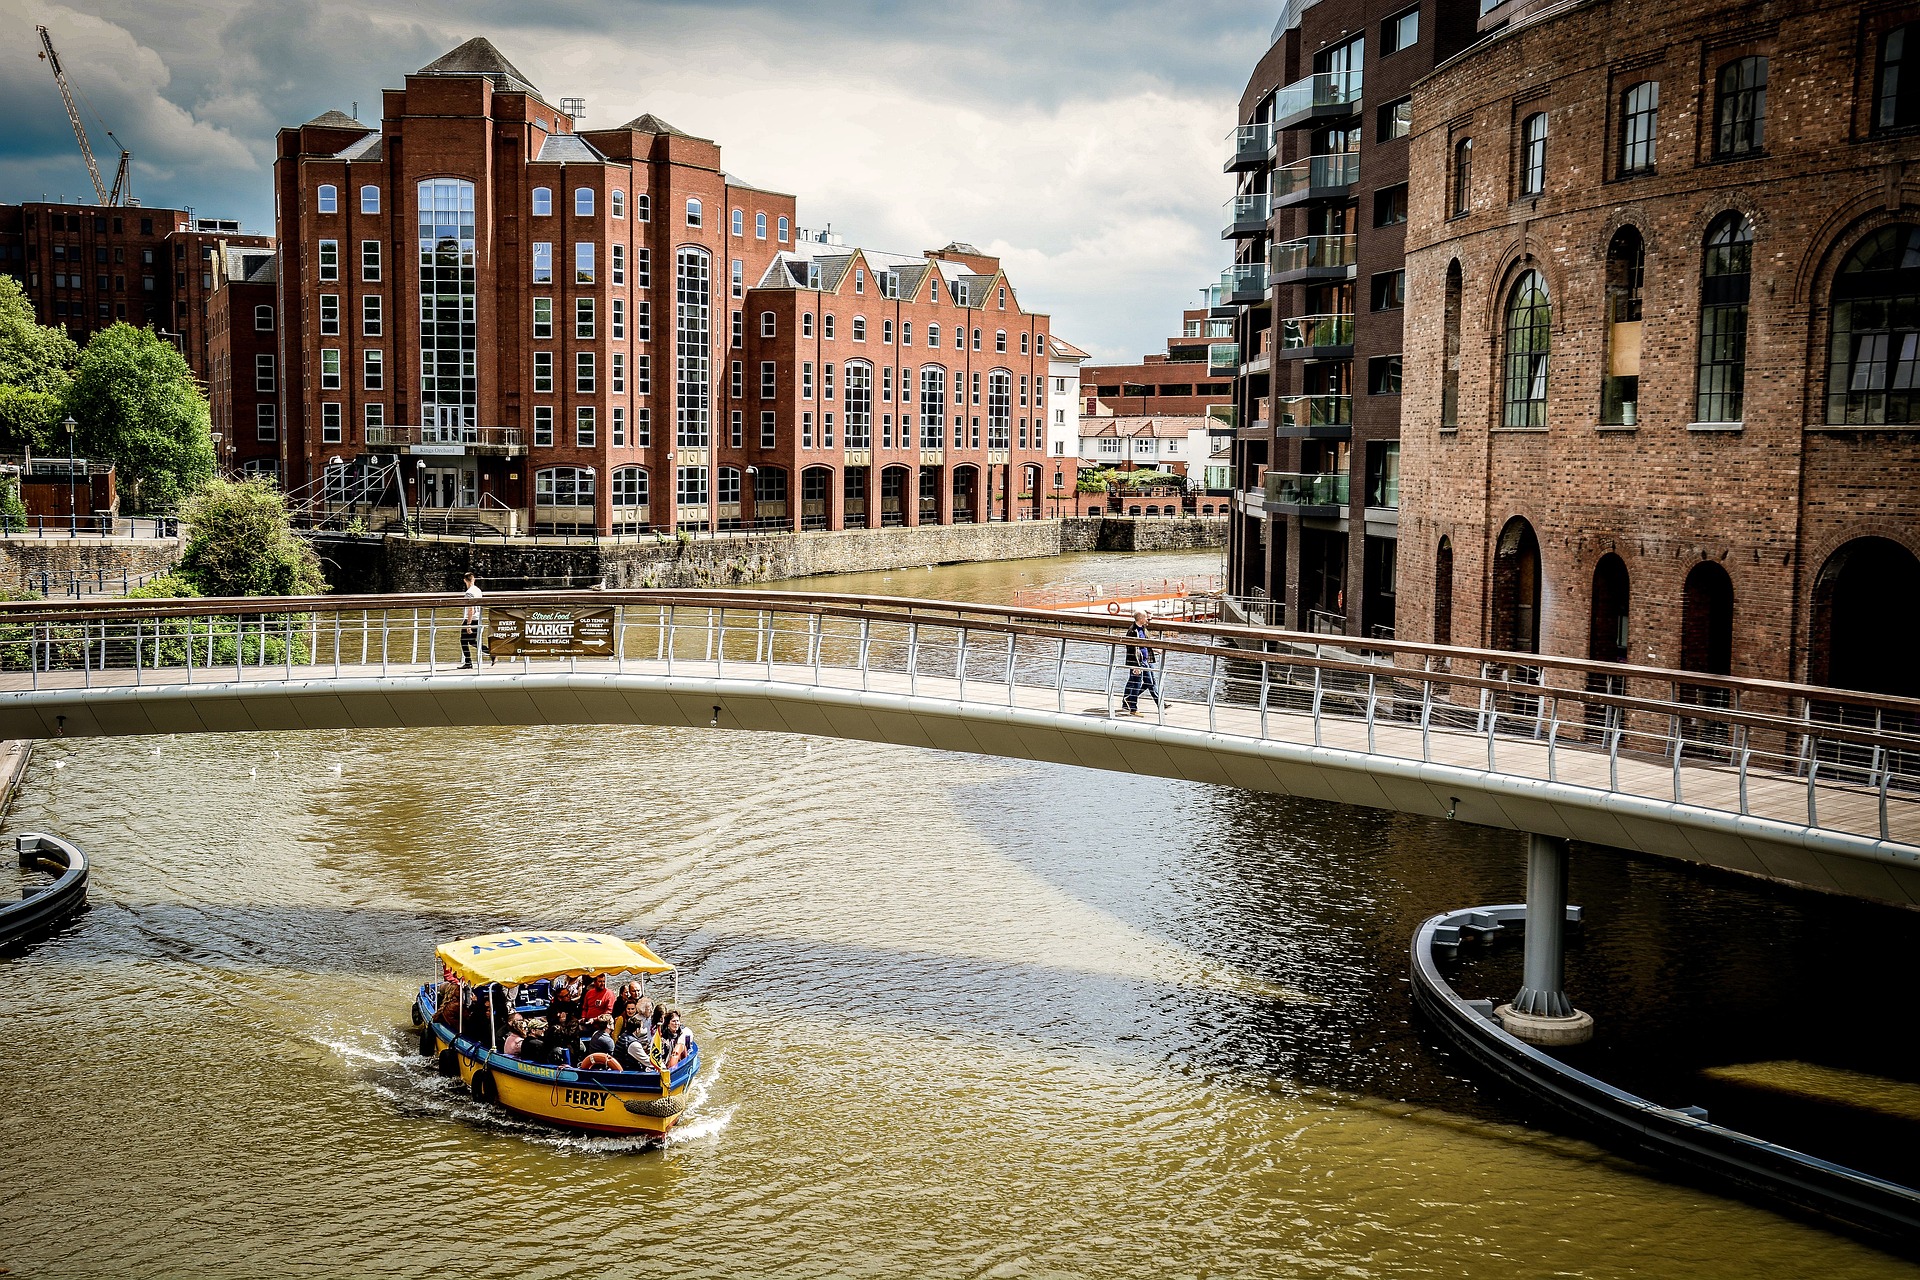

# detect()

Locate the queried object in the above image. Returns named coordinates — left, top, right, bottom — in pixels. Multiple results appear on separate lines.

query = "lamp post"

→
left=62, top=416, right=77, bottom=534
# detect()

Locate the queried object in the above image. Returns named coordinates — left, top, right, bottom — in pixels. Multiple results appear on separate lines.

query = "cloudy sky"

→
left=0, top=0, right=1273, bottom=361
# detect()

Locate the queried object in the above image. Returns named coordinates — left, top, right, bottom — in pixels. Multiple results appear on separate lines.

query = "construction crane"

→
left=36, top=25, right=132, bottom=207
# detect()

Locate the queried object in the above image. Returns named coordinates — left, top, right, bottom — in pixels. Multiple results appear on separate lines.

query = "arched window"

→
left=1603, top=227, right=1645, bottom=425
left=1619, top=82, right=1659, bottom=175
left=927, top=323, right=941, bottom=348
left=986, top=369, right=1012, bottom=449
left=756, top=212, right=768, bottom=239
left=920, top=365, right=947, bottom=448
left=1502, top=269, right=1551, bottom=427
left=360, top=185, right=380, bottom=214
left=534, top=466, right=595, bottom=506
left=1442, top=261, right=1462, bottom=426
left=1493, top=517, right=1542, bottom=654
left=254, top=304, right=274, bottom=332
left=1681, top=561, right=1734, bottom=676
left=852, top=316, right=867, bottom=341
left=1826, top=223, right=1920, bottom=425
left=731, top=208, right=744, bottom=236
left=1452, top=137, right=1473, bottom=216
left=1020, top=333, right=1030, bottom=356
left=1812, top=538, right=1920, bottom=694
left=1589, top=554, right=1630, bottom=663
left=844, top=361, right=873, bottom=447
left=685, top=197, right=703, bottom=228
left=1518, top=114, right=1547, bottom=197
left=575, top=187, right=595, bottom=216
left=1434, top=537, right=1454, bottom=647
left=761, top=311, right=776, bottom=338
left=777, top=215, right=790, bottom=242
left=317, top=184, right=337, bottom=214
left=1696, top=212, right=1753, bottom=425
left=995, top=329, right=1007, bottom=353
left=612, top=466, right=649, bottom=509
left=717, top=466, right=742, bottom=508
left=531, top=187, right=552, bottom=216
left=611, top=190, right=626, bottom=218
left=1878, top=25, right=1920, bottom=132
left=1714, top=57, right=1768, bottom=157
left=636, top=193, right=651, bottom=222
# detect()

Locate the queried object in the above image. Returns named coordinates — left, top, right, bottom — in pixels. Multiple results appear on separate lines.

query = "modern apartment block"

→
left=1079, top=310, right=1234, bottom=418
left=1221, top=0, right=1477, bottom=636
left=0, top=201, right=270, bottom=382
left=1398, top=0, right=1920, bottom=696
left=274, top=39, right=1054, bottom=534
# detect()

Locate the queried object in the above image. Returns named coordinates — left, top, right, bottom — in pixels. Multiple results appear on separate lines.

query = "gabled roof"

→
left=416, top=38, right=539, bottom=94
left=1083, top=415, right=1213, bottom=439
left=535, top=134, right=606, bottom=163
left=1048, top=336, right=1090, bottom=361
left=304, top=109, right=367, bottom=130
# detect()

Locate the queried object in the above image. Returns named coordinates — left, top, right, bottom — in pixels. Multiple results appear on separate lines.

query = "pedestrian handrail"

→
left=0, top=588, right=1915, bottom=851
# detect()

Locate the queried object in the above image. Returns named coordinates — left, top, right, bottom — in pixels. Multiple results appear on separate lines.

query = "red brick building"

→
left=1399, top=0, right=1920, bottom=696
left=1079, top=309, right=1233, bottom=417
left=206, top=244, right=281, bottom=479
left=274, top=39, right=1054, bottom=533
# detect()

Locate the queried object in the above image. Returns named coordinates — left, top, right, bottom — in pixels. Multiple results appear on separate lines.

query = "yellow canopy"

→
left=436, top=931, right=674, bottom=986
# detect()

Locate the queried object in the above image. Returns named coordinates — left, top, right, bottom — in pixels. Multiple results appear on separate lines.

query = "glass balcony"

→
left=1223, top=192, right=1272, bottom=238
left=1264, top=470, right=1350, bottom=510
left=1272, top=153, right=1360, bottom=205
left=1273, top=395, right=1353, bottom=436
left=1278, top=313, right=1355, bottom=351
left=1270, top=233, right=1358, bottom=278
left=1271, top=71, right=1363, bottom=129
left=1222, top=262, right=1269, bottom=303
left=1225, top=122, right=1273, bottom=172
left=1207, top=342, right=1241, bottom=376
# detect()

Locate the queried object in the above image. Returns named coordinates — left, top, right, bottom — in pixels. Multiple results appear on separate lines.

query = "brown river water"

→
left=2, top=549, right=1916, bottom=1278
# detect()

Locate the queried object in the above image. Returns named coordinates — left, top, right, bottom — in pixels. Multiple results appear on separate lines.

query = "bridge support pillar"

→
left=1496, top=833, right=1594, bottom=1047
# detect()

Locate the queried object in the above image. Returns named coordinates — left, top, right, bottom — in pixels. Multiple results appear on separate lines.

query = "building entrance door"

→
left=420, top=466, right=476, bottom=508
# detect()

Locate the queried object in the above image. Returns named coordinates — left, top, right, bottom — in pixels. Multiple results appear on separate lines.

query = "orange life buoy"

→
left=578, top=1053, right=623, bottom=1072
left=1107, top=601, right=1121, bottom=614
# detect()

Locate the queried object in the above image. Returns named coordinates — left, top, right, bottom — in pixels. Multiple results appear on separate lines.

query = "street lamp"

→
left=62, top=416, right=77, bottom=534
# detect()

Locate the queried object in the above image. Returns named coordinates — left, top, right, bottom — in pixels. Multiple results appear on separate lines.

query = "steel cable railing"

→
left=1, top=589, right=1917, bottom=845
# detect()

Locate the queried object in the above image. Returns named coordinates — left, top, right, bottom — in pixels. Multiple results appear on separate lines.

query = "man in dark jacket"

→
left=1120, top=609, right=1165, bottom=716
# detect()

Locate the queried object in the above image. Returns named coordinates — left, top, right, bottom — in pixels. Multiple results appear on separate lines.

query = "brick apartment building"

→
left=206, top=244, right=281, bottom=478
left=1079, top=309, right=1234, bottom=418
left=1397, top=0, right=1920, bottom=697
left=275, top=38, right=1055, bottom=534
left=1220, top=0, right=1480, bottom=637
left=0, top=201, right=270, bottom=384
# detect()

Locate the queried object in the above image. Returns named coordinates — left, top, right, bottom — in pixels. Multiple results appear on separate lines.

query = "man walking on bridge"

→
left=1120, top=609, right=1164, bottom=717
left=459, top=571, right=483, bottom=669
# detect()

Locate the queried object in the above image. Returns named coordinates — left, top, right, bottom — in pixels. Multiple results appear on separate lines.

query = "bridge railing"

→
left=1, top=589, right=1917, bottom=845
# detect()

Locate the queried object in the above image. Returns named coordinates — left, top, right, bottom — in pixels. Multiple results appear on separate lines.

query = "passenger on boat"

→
left=616, top=1027, right=654, bottom=1072
left=549, top=975, right=583, bottom=1022
left=613, top=981, right=643, bottom=1012
left=518, top=1018, right=550, bottom=1063
left=614, top=995, right=652, bottom=1042
left=546, top=1007, right=584, bottom=1065
left=582, top=1016, right=618, bottom=1062
left=501, top=1014, right=527, bottom=1057
left=581, top=973, right=616, bottom=1022
left=656, top=1010, right=692, bottom=1071
left=435, top=982, right=462, bottom=1028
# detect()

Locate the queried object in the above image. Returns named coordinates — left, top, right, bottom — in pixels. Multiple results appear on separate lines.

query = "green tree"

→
left=176, top=476, right=327, bottom=598
left=63, top=323, right=214, bottom=512
left=0, top=474, right=26, bottom=533
left=0, top=275, right=80, bottom=453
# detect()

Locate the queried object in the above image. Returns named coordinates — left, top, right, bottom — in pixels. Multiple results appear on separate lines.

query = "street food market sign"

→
left=485, top=606, right=615, bottom=658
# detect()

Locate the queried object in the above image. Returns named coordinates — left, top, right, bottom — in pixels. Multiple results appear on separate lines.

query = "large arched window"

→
left=1681, top=561, right=1734, bottom=676
left=1442, top=261, right=1462, bottom=426
left=1619, top=82, right=1659, bottom=175
left=1518, top=114, right=1547, bottom=196
left=844, top=361, right=873, bottom=447
left=1589, top=554, right=1630, bottom=663
left=1493, top=517, right=1543, bottom=654
left=1714, top=57, right=1768, bottom=158
left=1603, top=227, right=1645, bottom=425
left=1696, top=212, right=1753, bottom=425
left=1502, top=269, right=1551, bottom=427
left=1825, top=223, right=1920, bottom=425
left=534, top=467, right=595, bottom=506
left=612, top=466, right=648, bottom=509
left=1812, top=537, right=1920, bottom=695
left=920, top=365, right=947, bottom=448
left=1452, top=138, right=1473, bottom=217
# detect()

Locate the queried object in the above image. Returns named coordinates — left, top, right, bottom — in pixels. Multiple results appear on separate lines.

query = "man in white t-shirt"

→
left=459, top=571, right=482, bottom=669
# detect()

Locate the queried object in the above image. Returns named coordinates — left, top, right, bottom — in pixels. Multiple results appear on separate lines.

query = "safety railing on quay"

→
left=1, top=589, right=1917, bottom=844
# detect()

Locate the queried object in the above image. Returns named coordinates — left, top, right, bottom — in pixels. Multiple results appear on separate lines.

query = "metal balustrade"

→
left=0, top=590, right=1917, bottom=858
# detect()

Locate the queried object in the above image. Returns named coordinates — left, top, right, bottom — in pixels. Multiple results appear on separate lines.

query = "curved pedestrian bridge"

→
left=1, top=589, right=1916, bottom=905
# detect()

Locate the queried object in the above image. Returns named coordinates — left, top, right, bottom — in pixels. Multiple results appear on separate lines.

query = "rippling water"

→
left=2, top=550, right=1916, bottom=1277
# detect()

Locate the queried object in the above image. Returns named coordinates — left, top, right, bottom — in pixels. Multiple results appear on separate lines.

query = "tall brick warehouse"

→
left=275, top=38, right=1055, bottom=534
left=1397, top=0, right=1920, bottom=696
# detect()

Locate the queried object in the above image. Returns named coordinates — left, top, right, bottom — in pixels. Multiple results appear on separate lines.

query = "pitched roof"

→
left=333, top=133, right=383, bottom=162
left=535, top=134, right=605, bottom=163
left=618, top=113, right=702, bottom=139
left=1048, top=336, right=1090, bottom=361
left=303, top=109, right=367, bottom=130
left=1083, top=415, right=1212, bottom=439
left=416, top=38, right=539, bottom=94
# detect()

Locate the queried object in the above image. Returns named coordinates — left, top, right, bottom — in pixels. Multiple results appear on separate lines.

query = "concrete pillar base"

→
left=1495, top=1004, right=1594, bottom=1047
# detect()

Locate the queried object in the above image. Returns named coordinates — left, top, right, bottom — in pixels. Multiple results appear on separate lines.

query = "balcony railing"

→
left=365, top=424, right=525, bottom=452
left=1273, top=153, right=1360, bottom=202
left=1224, top=192, right=1272, bottom=237
left=1226, top=122, right=1274, bottom=170
left=1278, top=313, right=1354, bottom=350
left=1272, top=71, right=1363, bottom=127
left=1274, top=395, right=1353, bottom=433
left=1207, top=342, right=1241, bottom=375
left=1270, top=234, right=1358, bottom=277
left=1264, top=470, right=1350, bottom=509
left=1222, top=262, right=1269, bottom=303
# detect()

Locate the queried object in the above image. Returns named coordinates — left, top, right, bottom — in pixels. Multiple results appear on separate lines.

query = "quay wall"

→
left=2, top=536, right=181, bottom=594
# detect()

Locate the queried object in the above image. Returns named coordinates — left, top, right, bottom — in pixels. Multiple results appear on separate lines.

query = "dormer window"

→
left=532, top=187, right=552, bottom=216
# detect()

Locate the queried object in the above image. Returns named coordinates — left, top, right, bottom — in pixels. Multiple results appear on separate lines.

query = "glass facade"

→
left=676, top=247, right=711, bottom=448
left=417, top=178, right=477, bottom=432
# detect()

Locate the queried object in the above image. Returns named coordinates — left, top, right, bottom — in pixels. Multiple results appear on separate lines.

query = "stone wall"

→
left=2, top=536, right=182, bottom=596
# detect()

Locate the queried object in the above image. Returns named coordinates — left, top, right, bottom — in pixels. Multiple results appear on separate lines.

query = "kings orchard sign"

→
left=485, top=606, right=615, bottom=658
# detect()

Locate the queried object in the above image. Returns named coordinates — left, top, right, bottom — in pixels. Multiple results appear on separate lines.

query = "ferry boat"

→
left=411, top=930, right=700, bottom=1139
left=1011, top=574, right=1223, bottom=620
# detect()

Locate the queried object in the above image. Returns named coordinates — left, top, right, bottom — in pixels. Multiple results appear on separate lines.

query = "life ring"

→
left=578, top=1053, right=622, bottom=1072
left=1107, top=601, right=1121, bottom=614
left=470, top=1068, right=497, bottom=1104
left=437, top=1046, right=460, bottom=1077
